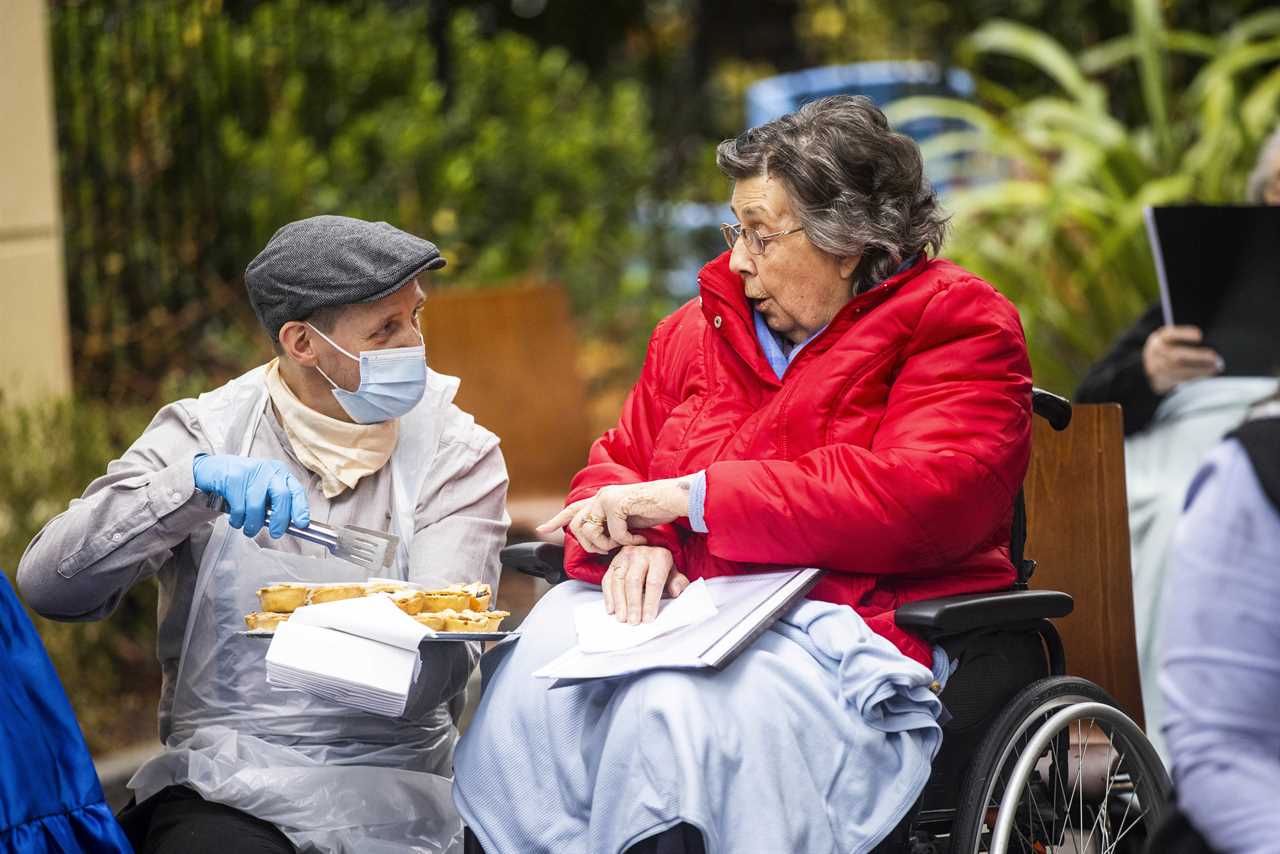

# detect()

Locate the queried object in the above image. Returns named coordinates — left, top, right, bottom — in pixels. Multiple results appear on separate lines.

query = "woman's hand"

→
left=1143, top=325, right=1223, bottom=394
left=537, top=476, right=695, bottom=554
left=601, top=545, right=690, bottom=624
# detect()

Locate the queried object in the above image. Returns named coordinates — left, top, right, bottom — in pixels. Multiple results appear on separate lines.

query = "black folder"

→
left=1144, top=205, right=1280, bottom=377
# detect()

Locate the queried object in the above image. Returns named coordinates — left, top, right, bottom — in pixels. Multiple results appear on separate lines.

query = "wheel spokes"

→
left=994, top=714, right=1158, bottom=854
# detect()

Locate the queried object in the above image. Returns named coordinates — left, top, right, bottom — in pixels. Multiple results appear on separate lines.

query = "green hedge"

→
left=33, top=0, right=661, bottom=752
left=0, top=399, right=161, bottom=752
left=886, top=2, right=1280, bottom=392
left=53, top=0, right=656, bottom=402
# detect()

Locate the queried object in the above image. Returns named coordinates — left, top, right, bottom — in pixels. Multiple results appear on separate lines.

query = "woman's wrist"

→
left=661, top=475, right=697, bottom=519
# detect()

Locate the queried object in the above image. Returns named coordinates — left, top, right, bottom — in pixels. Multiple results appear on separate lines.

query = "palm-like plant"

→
left=886, top=0, right=1280, bottom=392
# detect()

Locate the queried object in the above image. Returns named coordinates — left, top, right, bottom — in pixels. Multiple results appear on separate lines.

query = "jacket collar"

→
left=696, top=251, right=931, bottom=385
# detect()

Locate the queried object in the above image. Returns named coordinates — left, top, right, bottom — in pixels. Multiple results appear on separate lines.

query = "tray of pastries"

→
left=244, top=579, right=511, bottom=640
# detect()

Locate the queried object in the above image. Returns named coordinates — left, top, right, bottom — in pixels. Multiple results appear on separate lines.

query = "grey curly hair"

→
left=716, top=95, right=949, bottom=293
left=1246, top=125, right=1280, bottom=203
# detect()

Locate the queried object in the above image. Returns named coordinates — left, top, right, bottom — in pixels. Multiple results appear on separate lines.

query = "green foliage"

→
left=0, top=399, right=161, bottom=753
left=52, top=0, right=655, bottom=401
left=886, top=2, right=1280, bottom=393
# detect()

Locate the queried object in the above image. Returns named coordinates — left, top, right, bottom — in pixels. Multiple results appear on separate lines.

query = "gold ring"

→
left=582, top=512, right=606, bottom=527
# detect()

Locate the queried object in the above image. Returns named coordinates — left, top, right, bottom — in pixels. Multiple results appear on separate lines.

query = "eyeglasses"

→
left=720, top=222, right=804, bottom=255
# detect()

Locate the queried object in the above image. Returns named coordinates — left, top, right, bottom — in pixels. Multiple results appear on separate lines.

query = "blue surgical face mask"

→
left=307, top=324, right=427, bottom=424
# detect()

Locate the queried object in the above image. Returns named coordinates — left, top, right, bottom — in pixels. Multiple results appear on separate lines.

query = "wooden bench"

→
left=422, top=282, right=593, bottom=538
left=422, top=283, right=592, bottom=622
left=1024, top=402, right=1143, bottom=723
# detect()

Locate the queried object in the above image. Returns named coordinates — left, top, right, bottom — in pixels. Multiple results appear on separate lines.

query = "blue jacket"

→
left=0, top=572, right=131, bottom=852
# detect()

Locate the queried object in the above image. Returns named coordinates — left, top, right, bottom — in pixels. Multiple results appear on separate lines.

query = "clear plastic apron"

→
left=129, top=383, right=463, bottom=854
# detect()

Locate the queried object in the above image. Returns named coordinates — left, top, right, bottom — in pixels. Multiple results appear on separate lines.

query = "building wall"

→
left=0, top=0, right=71, bottom=405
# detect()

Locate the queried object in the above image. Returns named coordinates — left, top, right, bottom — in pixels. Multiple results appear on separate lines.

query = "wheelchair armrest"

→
left=499, top=541, right=568, bottom=585
left=895, top=589, right=1073, bottom=639
left=1032, top=387, right=1072, bottom=431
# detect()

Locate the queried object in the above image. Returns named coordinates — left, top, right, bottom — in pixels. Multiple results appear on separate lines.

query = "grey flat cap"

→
left=245, top=215, right=446, bottom=339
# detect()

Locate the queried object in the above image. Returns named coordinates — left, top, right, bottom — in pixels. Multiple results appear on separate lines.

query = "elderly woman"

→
left=453, top=95, right=1032, bottom=854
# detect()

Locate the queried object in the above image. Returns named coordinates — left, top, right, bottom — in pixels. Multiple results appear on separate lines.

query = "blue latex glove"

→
left=193, top=454, right=310, bottom=539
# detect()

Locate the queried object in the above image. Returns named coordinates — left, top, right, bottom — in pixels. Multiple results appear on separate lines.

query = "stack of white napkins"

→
left=265, top=595, right=430, bottom=717
left=571, top=578, right=719, bottom=654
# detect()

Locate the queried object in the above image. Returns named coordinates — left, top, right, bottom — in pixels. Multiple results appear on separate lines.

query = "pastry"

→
left=366, top=581, right=410, bottom=595
left=244, top=611, right=290, bottom=632
left=308, top=584, right=367, bottom=605
left=463, top=582, right=492, bottom=611
left=412, top=607, right=508, bottom=633
left=414, top=611, right=449, bottom=631
left=480, top=610, right=510, bottom=632
left=390, top=589, right=426, bottom=616
left=444, top=610, right=489, bottom=632
left=256, top=583, right=309, bottom=613
left=419, top=590, right=471, bottom=612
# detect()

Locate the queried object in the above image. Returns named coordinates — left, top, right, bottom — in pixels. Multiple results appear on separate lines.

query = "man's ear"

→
left=278, top=321, right=320, bottom=367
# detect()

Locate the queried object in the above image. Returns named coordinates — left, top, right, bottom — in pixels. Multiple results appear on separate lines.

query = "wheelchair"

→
left=491, top=389, right=1170, bottom=854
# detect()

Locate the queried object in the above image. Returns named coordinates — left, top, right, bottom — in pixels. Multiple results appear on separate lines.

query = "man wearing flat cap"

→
left=18, top=216, right=509, bottom=853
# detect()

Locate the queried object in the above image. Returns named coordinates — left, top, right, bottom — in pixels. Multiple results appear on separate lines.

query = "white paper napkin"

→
left=264, top=595, right=431, bottom=717
left=288, top=593, right=435, bottom=643
left=573, top=578, right=718, bottom=654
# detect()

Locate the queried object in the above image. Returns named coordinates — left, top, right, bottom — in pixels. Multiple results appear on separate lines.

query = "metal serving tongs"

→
left=219, top=503, right=400, bottom=571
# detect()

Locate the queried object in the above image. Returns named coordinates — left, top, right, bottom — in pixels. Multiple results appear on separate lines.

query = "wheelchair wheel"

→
left=950, top=676, right=1169, bottom=854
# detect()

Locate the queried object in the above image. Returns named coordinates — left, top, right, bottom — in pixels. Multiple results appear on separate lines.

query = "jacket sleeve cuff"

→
left=563, top=534, right=609, bottom=585
left=638, top=523, right=684, bottom=560
left=151, top=452, right=224, bottom=519
left=562, top=521, right=686, bottom=586
left=687, top=469, right=708, bottom=533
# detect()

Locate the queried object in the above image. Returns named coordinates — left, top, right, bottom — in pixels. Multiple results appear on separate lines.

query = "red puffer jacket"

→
left=563, top=252, right=1033, bottom=665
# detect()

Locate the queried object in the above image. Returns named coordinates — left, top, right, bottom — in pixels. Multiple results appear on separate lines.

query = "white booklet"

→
left=264, top=595, right=430, bottom=717
left=533, top=568, right=822, bottom=681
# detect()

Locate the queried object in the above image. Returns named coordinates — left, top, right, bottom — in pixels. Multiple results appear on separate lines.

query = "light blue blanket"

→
left=454, top=581, right=946, bottom=854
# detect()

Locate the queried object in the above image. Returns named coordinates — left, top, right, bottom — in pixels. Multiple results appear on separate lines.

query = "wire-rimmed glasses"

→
left=720, top=222, right=804, bottom=255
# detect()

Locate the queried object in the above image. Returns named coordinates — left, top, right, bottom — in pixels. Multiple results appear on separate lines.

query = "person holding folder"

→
left=1074, top=126, right=1280, bottom=760
left=454, top=96, right=1033, bottom=854
left=1075, top=126, right=1280, bottom=433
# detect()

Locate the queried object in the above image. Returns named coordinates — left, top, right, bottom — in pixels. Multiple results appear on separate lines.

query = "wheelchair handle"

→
left=500, top=541, right=568, bottom=584
left=1031, top=388, right=1072, bottom=431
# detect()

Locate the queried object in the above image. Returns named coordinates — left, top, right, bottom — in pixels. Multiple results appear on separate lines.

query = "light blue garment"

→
left=1160, top=437, right=1280, bottom=854
left=753, top=308, right=830, bottom=381
left=454, top=580, right=946, bottom=854
left=687, top=469, right=709, bottom=533
left=1123, top=375, right=1276, bottom=761
left=309, top=324, right=428, bottom=424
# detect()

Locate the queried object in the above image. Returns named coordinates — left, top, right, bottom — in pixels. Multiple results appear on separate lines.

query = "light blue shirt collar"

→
left=751, top=254, right=919, bottom=381
left=753, top=311, right=826, bottom=381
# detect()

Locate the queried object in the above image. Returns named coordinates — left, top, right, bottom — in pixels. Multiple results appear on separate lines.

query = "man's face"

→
left=311, top=279, right=425, bottom=393
left=727, top=174, right=858, bottom=345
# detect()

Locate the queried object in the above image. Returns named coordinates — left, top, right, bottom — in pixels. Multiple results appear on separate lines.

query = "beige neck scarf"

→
left=264, top=359, right=398, bottom=498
